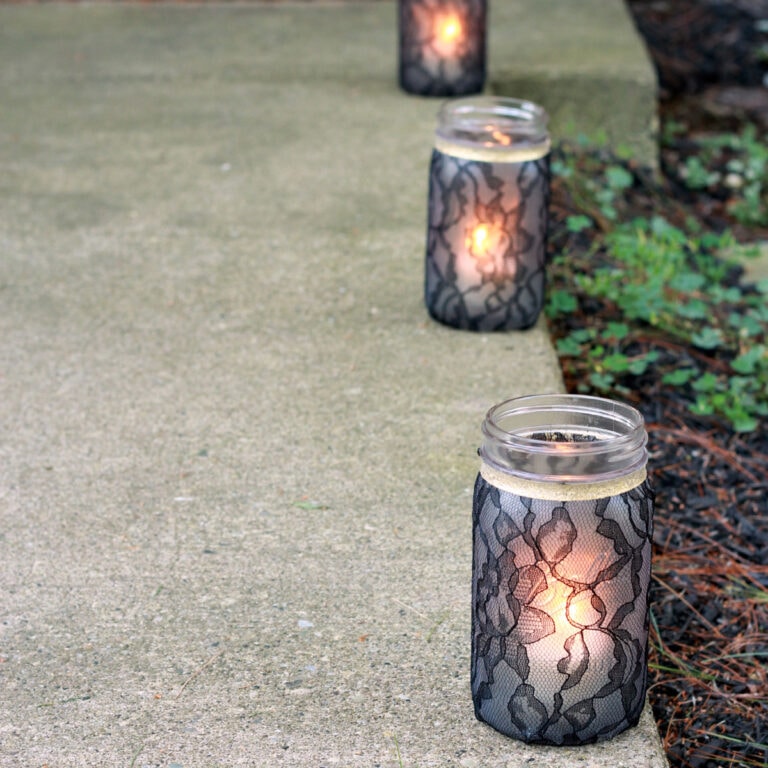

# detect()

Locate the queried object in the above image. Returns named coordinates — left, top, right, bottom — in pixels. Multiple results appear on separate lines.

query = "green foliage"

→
left=682, top=155, right=720, bottom=189
left=545, top=288, right=578, bottom=318
left=565, top=214, right=592, bottom=233
left=676, top=124, right=768, bottom=226
left=605, top=165, right=634, bottom=191
left=547, top=179, right=768, bottom=432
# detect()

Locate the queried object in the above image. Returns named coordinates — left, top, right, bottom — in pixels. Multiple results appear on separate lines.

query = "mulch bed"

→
left=544, top=3, right=768, bottom=766
left=547, top=153, right=768, bottom=764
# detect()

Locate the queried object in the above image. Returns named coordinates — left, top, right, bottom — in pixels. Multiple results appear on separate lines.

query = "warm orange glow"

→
left=470, top=224, right=490, bottom=254
left=491, top=129, right=512, bottom=146
left=434, top=13, right=463, bottom=55
left=440, top=19, right=461, bottom=42
left=539, top=580, right=599, bottom=642
left=566, top=589, right=595, bottom=627
left=465, top=222, right=508, bottom=275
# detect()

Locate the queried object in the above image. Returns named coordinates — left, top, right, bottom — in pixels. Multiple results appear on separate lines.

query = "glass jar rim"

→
left=436, top=96, right=549, bottom=152
left=480, top=394, right=648, bottom=483
left=439, top=96, right=548, bottom=125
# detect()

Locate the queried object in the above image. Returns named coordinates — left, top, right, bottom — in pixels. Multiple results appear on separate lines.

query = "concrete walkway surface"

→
left=0, top=3, right=666, bottom=766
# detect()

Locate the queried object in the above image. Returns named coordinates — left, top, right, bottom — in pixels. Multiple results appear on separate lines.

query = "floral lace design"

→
left=471, top=473, right=654, bottom=744
left=399, top=0, right=486, bottom=96
left=425, top=150, right=549, bottom=331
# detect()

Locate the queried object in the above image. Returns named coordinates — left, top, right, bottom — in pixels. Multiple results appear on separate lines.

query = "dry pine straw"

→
left=646, top=416, right=768, bottom=768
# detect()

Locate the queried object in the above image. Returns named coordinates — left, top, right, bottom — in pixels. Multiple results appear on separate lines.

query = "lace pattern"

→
left=399, top=0, right=486, bottom=96
left=425, top=149, right=549, bottom=331
left=471, top=472, right=654, bottom=744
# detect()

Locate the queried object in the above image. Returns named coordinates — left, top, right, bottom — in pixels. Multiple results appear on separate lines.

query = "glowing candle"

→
left=472, top=395, right=653, bottom=745
left=398, top=0, right=486, bottom=97
left=425, top=97, right=551, bottom=331
left=433, top=13, right=463, bottom=57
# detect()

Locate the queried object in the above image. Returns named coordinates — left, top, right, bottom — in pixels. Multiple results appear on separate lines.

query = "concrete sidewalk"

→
left=0, top=3, right=665, bottom=766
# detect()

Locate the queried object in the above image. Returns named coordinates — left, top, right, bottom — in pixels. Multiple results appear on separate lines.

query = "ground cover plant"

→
left=546, top=142, right=768, bottom=766
left=543, top=6, right=768, bottom=765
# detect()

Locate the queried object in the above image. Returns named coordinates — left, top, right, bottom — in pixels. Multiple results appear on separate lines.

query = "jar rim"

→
left=436, top=96, right=550, bottom=153
left=439, top=96, right=548, bottom=124
left=479, top=394, right=648, bottom=483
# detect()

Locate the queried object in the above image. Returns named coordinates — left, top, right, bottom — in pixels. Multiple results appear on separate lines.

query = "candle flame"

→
left=465, top=222, right=511, bottom=278
left=492, top=129, right=512, bottom=146
left=438, top=15, right=462, bottom=44
left=469, top=224, right=490, bottom=254
left=433, top=13, right=463, bottom=56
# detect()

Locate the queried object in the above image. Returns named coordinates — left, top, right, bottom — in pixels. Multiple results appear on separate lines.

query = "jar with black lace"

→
left=472, top=394, right=654, bottom=745
left=424, top=97, right=550, bottom=331
left=398, top=0, right=486, bottom=96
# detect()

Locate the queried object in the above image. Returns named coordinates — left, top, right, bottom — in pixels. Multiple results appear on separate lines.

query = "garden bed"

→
left=544, top=3, right=768, bottom=765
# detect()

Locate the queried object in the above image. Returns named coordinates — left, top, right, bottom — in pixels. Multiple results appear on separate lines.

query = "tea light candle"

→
left=472, top=395, right=654, bottom=745
left=399, top=0, right=486, bottom=96
left=424, top=97, right=550, bottom=331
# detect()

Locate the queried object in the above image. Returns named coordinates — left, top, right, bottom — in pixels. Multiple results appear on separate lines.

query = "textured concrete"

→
left=0, top=4, right=666, bottom=767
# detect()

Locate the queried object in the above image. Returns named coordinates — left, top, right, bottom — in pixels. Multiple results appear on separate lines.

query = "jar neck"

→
left=435, top=96, right=550, bottom=162
left=479, top=394, right=648, bottom=485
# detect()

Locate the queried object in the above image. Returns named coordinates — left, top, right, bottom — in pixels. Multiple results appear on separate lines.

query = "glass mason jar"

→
left=425, top=97, right=550, bottom=331
left=471, top=394, right=654, bottom=745
left=398, top=0, right=486, bottom=97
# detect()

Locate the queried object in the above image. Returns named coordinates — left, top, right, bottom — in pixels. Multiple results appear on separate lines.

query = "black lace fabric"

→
left=425, top=149, right=549, bottom=331
left=399, top=0, right=486, bottom=96
left=471, top=473, right=654, bottom=745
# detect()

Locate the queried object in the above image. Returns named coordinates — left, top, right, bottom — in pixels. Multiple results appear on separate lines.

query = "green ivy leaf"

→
left=709, top=285, right=743, bottom=304
left=602, top=354, right=630, bottom=373
left=566, top=214, right=593, bottom=233
left=676, top=300, right=709, bottom=320
left=730, top=413, right=759, bottom=433
left=556, top=336, right=583, bottom=357
left=605, top=165, right=634, bottom=190
left=546, top=289, right=579, bottom=317
left=627, top=350, right=660, bottom=375
left=690, top=397, right=716, bottom=416
left=692, top=372, right=721, bottom=393
left=589, top=372, right=615, bottom=390
left=602, top=322, right=630, bottom=341
left=669, top=272, right=706, bottom=292
left=571, top=328, right=595, bottom=344
left=729, top=311, right=764, bottom=337
left=691, top=327, right=723, bottom=350
left=749, top=303, right=768, bottom=322
left=550, top=159, right=573, bottom=178
left=731, top=345, right=766, bottom=375
left=710, top=392, right=728, bottom=410
left=650, top=216, right=684, bottom=242
left=662, top=368, right=698, bottom=386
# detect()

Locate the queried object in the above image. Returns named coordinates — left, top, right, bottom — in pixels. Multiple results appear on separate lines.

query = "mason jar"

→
left=425, top=97, right=550, bottom=331
left=398, top=0, right=486, bottom=97
left=471, top=394, right=654, bottom=745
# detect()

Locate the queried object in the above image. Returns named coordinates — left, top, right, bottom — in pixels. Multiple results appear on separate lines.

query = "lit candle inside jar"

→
left=425, top=97, right=551, bottom=331
left=465, top=222, right=511, bottom=279
left=398, top=0, right=486, bottom=96
left=433, top=13, right=463, bottom=56
left=472, top=395, right=653, bottom=746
